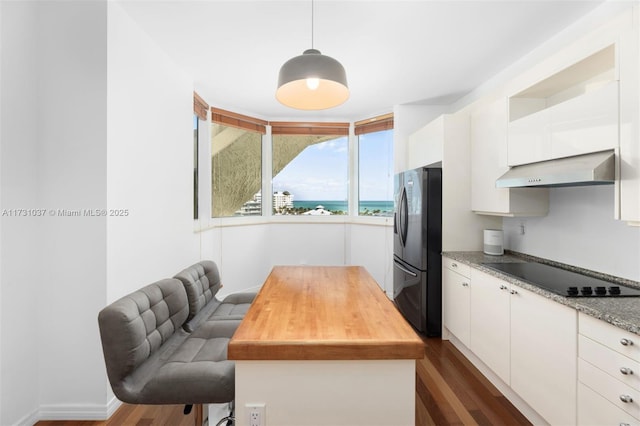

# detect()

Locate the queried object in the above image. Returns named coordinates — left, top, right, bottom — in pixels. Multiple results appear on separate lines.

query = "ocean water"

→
left=293, top=200, right=393, bottom=215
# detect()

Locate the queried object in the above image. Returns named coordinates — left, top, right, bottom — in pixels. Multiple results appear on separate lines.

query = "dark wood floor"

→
left=417, top=337, right=530, bottom=426
left=36, top=338, right=530, bottom=426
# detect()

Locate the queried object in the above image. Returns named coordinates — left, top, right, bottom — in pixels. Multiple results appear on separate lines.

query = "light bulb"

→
left=306, top=77, right=319, bottom=90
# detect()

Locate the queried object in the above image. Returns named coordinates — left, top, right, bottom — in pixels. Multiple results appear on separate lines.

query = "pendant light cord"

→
left=311, top=0, right=314, bottom=49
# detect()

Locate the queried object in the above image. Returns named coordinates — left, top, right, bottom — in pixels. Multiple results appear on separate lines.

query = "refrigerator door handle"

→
left=400, top=187, right=408, bottom=245
left=393, top=260, right=417, bottom=277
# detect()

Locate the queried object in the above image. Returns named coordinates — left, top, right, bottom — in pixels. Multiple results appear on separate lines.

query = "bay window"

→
left=203, top=103, right=393, bottom=220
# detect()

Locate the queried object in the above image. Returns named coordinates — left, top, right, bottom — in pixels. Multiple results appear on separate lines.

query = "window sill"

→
left=194, top=215, right=392, bottom=232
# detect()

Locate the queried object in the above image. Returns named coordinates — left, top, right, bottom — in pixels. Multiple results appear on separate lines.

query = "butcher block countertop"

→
left=227, top=266, right=424, bottom=361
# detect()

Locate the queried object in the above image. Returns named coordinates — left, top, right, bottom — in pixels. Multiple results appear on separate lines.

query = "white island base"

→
left=234, top=359, right=416, bottom=426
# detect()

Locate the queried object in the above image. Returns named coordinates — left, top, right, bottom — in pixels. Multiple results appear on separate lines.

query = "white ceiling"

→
left=116, top=0, right=605, bottom=121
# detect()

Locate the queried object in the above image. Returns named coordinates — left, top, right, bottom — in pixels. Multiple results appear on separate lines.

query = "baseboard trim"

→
left=37, top=402, right=113, bottom=421
left=14, top=408, right=39, bottom=426
left=107, top=397, right=122, bottom=419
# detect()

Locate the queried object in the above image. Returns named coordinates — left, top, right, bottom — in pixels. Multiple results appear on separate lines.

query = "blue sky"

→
left=272, top=130, right=393, bottom=201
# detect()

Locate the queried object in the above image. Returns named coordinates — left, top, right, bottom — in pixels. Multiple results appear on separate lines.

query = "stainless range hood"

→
left=495, top=150, right=615, bottom=188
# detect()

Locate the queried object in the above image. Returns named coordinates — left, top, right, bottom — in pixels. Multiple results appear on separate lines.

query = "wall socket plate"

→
left=246, top=403, right=266, bottom=426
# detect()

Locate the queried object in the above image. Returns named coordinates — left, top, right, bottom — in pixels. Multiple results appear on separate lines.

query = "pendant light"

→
left=276, top=0, right=349, bottom=110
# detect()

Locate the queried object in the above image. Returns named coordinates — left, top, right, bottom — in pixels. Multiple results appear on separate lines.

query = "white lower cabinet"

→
left=510, top=285, right=577, bottom=426
left=578, top=312, right=640, bottom=425
left=578, top=382, right=640, bottom=426
left=469, top=269, right=511, bottom=384
left=463, top=265, right=577, bottom=425
left=442, top=259, right=471, bottom=347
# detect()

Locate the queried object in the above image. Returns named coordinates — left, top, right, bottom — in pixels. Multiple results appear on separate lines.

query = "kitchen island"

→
left=228, top=265, right=424, bottom=426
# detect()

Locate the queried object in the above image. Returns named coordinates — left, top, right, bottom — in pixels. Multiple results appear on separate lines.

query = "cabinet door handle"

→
left=619, top=394, right=633, bottom=403
left=462, top=282, right=469, bottom=287
left=510, top=289, right=518, bottom=295
left=499, top=285, right=508, bottom=290
left=620, top=338, right=634, bottom=346
left=620, top=423, right=631, bottom=426
left=452, top=263, right=458, bottom=268
left=620, top=367, right=634, bottom=375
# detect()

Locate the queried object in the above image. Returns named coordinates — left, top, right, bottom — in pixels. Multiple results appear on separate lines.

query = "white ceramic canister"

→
left=483, top=229, right=504, bottom=255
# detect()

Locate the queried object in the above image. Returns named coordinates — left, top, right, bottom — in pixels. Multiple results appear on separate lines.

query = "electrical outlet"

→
left=246, top=403, right=265, bottom=426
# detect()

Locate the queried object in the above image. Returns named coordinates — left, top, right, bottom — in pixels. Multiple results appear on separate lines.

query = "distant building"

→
left=237, top=191, right=294, bottom=215
left=302, top=205, right=332, bottom=215
left=273, top=191, right=294, bottom=210
left=236, top=192, right=262, bottom=216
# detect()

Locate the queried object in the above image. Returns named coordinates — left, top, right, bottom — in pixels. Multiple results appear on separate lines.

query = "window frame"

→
left=271, top=121, right=350, bottom=217
left=195, top=102, right=394, bottom=229
left=193, top=92, right=209, bottom=229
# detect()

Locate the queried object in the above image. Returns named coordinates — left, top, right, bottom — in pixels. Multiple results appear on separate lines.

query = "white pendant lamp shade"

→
left=276, top=48, right=349, bottom=110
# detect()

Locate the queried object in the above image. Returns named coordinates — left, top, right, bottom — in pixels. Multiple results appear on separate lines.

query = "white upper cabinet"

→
left=508, top=44, right=619, bottom=167
left=407, top=115, right=445, bottom=169
left=409, top=113, right=501, bottom=249
left=619, top=6, right=640, bottom=225
left=550, top=80, right=618, bottom=159
left=470, top=98, right=549, bottom=216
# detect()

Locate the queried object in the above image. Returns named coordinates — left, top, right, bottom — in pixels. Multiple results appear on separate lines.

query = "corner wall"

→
left=106, top=2, right=199, bottom=305
left=1, top=1, right=204, bottom=422
left=0, top=2, right=40, bottom=424
left=36, top=0, right=109, bottom=419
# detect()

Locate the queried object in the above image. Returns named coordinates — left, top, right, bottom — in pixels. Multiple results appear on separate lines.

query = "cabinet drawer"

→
left=580, top=334, right=640, bottom=391
left=442, top=257, right=470, bottom=277
left=579, top=382, right=640, bottom=426
left=579, top=313, right=639, bottom=360
left=579, top=359, right=640, bottom=420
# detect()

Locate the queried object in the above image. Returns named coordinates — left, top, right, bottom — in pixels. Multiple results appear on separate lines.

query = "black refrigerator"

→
left=393, top=164, right=442, bottom=336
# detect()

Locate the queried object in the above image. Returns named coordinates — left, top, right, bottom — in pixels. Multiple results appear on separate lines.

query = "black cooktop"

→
left=482, top=262, right=640, bottom=298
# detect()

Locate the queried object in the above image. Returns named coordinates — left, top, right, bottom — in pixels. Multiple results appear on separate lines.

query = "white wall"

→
left=36, top=1, right=110, bottom=420
left=504, top=186, right=640, bottom=281
left=213, top=221, right=393, bottom=298
left=0, top=1, right=205, bottom=422
left=347, top=223, right=394, bottom=295
left=0, top=2, right=40, bottom=424
left=105, top=1, right=202, bottom=414
left=106, top=2, right=199, bottom=303
left=215, top=224, right=272, bottom=294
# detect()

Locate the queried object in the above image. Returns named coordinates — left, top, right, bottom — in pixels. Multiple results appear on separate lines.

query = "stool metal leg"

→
left=214, top=401, right=234, bottom=426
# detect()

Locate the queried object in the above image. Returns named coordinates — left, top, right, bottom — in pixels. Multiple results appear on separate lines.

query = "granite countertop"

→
left=442, top=251, right=640, bottom=336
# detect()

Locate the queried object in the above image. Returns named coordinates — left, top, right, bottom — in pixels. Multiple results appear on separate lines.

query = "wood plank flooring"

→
left=36, top=338, right=530, bottom=426
left=417, top=337, right=531, bottom=426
